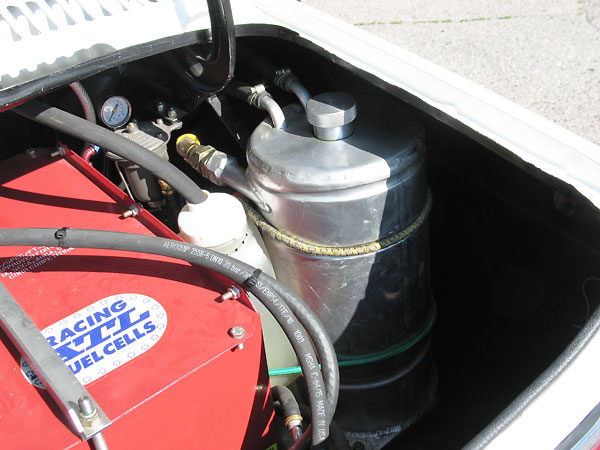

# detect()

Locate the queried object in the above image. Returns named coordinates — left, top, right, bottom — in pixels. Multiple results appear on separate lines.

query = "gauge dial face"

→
left=100, top=96, right=132, bottom=128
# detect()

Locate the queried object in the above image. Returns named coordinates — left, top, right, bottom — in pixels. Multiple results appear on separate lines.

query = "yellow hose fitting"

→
left=157, top=179, right=174, bottom=196
left=175, top=133, right=215, bottom=173
left=175, top=133, right=200, bottom=148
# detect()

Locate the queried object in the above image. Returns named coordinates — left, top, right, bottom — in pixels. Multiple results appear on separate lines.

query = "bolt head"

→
left=220, top=286, right=241, bottom=301
left=229, top=326, right=245, bottom=339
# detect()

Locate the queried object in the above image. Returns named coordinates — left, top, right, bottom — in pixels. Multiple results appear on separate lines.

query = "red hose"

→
left=82, top=145, right=97, bottom=164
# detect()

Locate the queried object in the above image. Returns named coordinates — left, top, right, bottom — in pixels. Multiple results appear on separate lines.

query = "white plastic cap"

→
left=178, top=192, right=248, bottom=252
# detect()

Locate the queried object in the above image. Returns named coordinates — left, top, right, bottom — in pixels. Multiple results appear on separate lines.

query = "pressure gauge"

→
left=100, top=96, right=132, bottom=128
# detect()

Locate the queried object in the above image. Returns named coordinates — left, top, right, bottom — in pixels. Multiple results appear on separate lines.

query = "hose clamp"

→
left=242, top=268, right=262, bottom=289
left=274, top=67, right=296, bottom=91
left=54, top=227, right=69, bottom=247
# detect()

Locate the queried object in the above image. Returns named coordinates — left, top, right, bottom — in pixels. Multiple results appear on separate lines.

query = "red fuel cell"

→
left=0, top=148, right=274, bottom=449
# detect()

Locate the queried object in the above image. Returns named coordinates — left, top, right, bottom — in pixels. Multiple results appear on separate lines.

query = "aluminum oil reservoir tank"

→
left=246, top=93, right=436, bottom=441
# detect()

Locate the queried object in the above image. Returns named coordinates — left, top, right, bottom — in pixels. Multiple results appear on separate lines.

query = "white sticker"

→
left=1, top=246, right=74, bottom=280
left=21, top=293, right=167, bottom=388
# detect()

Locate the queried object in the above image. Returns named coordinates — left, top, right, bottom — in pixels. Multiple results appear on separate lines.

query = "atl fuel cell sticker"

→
left=21, top=293, right=167, bottom=388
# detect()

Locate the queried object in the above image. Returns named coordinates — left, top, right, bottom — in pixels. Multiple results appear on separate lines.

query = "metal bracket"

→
left=0, top=282, right=111, bottom=440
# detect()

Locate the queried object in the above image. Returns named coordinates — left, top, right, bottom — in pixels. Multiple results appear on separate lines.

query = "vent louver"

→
left=0, top=0, right=191, bottom=96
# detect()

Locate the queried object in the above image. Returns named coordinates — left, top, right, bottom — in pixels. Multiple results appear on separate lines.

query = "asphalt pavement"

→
left=303, top=0, right=600, bottom=146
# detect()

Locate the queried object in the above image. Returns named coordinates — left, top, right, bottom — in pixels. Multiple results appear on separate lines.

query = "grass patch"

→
left=355, top=16, right=515, bottom=26
left=354, top=20, right=385, bottom=26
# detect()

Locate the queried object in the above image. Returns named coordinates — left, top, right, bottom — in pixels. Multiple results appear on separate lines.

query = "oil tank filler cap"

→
left=306, top=92, right=357, bottom=141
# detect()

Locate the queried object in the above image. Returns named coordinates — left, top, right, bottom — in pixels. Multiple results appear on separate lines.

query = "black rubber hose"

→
left=236, top=44, right=310, bottom=107
left=68, top=81, right=96, bottom=123
left=299, top=405, right=351, bottom=450
left=271, top=282, right=340, bottom=417
left=0, top=227, right=334, bottom=446
left=11, top=101, right=207, bottom=205
left=68, top=81, right=97, bottom=153
left=273, top=385, right=304, bottom=444
left=224, top=79, right=255, bottom=102
left=273, top=385, right=302, bottom=419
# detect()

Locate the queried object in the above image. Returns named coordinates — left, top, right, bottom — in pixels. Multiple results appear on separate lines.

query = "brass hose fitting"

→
left=175, top=133, right=216, bottom=173
left=284, top=414, right=303, bottom=429
left=158, top=179, right=174, bottom=196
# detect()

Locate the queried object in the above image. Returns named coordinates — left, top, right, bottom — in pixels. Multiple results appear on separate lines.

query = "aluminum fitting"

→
left=201, top=150, right=232, bottom=186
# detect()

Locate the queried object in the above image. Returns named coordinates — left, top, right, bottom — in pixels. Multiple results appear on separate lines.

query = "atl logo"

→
left=22, top=293, right=167, bottom=387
